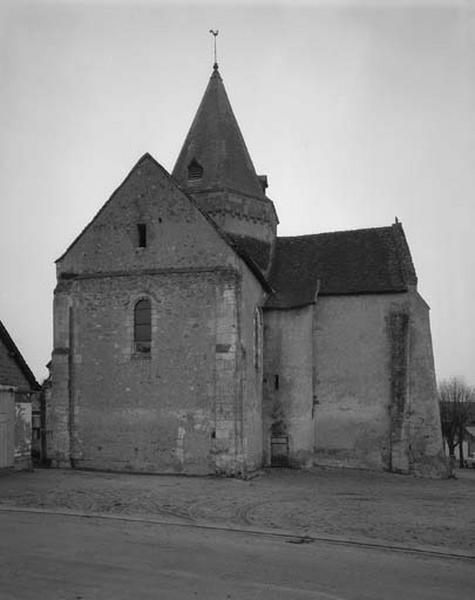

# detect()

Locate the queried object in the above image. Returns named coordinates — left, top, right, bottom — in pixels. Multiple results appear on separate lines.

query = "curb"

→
left=0, top=505, right=473, bottom=561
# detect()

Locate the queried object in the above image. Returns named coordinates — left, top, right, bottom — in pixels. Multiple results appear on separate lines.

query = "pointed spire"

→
left=172, top=66, right=266, bottom=200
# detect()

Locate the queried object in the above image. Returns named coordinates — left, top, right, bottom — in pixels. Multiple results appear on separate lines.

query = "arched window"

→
left=134, top=299, right=151, bottom=353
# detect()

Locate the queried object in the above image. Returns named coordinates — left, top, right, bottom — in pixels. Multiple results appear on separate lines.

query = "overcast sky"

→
left=1, top=0, right=474, bottom=385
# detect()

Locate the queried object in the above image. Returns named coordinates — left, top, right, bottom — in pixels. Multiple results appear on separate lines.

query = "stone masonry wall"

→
left=0, top=388, right=15, bottom=469
left=263, top=306, right=314, bottom=468
left=238, top=269, right=267, bottom=473
left=387, top=310, right=411, bottom=472
left=57, top=156, right=240, bottom=279
left=0, top=387, right=32, bottom=471
left=49, top=155, right=264, bottom=474
left=313, top=293, right=409, bottom=470
left=213, top=279, right=242, bottom=474
left=14, top=399, right=32, bottom=470
left=59, top=271, right=239, bottom=474
left=313, top=292, right=446, bottom=476
left=47, top=290, right=72, bottom=467
left=192, top=189, right=278, bottom=244
left=406, top=292, right=447, bottom=476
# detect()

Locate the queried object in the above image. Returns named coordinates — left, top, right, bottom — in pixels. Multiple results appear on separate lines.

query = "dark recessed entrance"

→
left=271, top=435, right=289, bottom=467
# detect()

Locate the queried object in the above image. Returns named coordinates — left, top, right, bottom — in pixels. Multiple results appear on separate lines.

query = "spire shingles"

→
left=172, top=68, right=266, bottom=200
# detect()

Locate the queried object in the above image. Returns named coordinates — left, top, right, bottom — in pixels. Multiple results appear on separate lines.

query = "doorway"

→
left=271, top=435, right=289, bottom=467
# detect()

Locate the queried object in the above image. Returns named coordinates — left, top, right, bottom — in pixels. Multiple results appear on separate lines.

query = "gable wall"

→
left=49, top=156, right=266, bottom=474
left=57, top=157, right=240, bottom=277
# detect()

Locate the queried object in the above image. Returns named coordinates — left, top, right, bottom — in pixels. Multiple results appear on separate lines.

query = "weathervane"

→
left=209, top=29, right=219, bottom=69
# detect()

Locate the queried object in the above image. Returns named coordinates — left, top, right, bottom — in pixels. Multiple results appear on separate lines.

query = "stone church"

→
left=47, top=64, right=446, bottom=477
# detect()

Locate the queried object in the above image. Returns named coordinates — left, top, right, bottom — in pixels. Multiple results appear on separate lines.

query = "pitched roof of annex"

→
left=265, top=223, right=418, bottom=309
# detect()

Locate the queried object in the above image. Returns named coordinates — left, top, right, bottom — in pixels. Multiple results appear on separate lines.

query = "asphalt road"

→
left=0, top=511, right=473, bottom=600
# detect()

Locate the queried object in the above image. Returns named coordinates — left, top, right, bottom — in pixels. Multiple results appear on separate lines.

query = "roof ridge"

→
left=277, top=225, right=394, bottom=241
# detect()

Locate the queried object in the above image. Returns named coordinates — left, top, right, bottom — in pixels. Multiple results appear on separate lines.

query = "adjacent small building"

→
left=0, top=319, right=40, bottom=470
left=47, top=65, right=447, bottom=477
left=464, top=423, right=475, bottom=465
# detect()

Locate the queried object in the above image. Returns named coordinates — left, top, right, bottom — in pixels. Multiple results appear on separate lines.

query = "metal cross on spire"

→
left=209, top=29, right=219, bottom=70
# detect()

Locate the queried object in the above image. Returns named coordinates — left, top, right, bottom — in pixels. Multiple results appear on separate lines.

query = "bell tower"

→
left=172, top=64, right=278, bottom=245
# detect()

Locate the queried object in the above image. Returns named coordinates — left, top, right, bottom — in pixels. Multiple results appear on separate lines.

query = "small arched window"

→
left=134, top=298, right=151, bottom=353
left=187, top=158, right=203, bottom=180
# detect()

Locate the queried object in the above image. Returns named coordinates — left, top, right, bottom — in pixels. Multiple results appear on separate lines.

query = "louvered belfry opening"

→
left=187, top=158, right=203, bottom=180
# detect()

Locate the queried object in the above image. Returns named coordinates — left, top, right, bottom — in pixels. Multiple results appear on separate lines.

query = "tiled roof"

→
left=172, top=67, right=266, bottom=200
left=266, top=223, right=417, bottom=309
left=227, top=233, right=272, bottom=273
left=0, top=320, right=40, bottom=390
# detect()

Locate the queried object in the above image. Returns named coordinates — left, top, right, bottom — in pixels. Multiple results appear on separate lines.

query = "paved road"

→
left=0, top=511, right=473, bottom=600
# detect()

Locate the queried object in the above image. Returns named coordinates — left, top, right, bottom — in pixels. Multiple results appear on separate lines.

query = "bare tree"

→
left=438, top=378, right=474, bottom=468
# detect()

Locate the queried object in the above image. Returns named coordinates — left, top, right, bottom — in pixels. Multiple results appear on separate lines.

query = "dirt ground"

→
left=0, top=466, right=474, bottom=552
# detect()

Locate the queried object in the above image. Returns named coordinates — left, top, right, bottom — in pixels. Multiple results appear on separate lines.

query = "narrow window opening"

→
left=187, top=159, right=203, bottom=180
left=134, top=298, right=151, bottom=353
left=274, top=374, right=279, bottom=390
left=137, top=224, right=147, bottom=248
